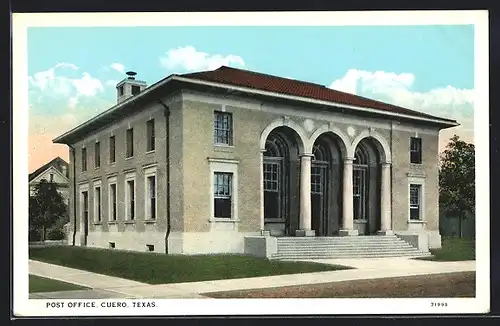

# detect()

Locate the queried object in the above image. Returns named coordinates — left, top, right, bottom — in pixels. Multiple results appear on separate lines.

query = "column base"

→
left=339, top=229, right=359, bottom=236
left=377, top=230, right=394, bottom=235
left=260, top=230, right=271, bottom=237
left=295, top=229, right=316, bottom=237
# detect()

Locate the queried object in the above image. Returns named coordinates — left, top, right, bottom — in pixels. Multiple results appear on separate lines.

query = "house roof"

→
left=181, top=66, right=457, bottom=122
left=53, top=66, right=459, bottom=145
left=29, top=157, right=69, bottom=182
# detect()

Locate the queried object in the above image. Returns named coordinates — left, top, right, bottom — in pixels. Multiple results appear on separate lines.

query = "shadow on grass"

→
left=29, top=275, right=88, bottom=293
left=29, top=246, right=353, bottom=284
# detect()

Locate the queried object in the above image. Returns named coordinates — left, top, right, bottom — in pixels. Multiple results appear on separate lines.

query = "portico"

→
left=259, top=118, right=393, bottom=237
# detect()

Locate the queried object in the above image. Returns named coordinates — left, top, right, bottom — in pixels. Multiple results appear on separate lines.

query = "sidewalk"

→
left=29, top=258, right=475, bottom=299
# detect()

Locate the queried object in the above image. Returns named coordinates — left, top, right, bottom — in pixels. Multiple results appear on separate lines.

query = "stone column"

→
left=259, top=149, right=270, bottom=236
left=340, top=157, right=358, bottom=236
left=296, top=154, right=315, bottom=236
left=378, top=162, right=393, bottom=235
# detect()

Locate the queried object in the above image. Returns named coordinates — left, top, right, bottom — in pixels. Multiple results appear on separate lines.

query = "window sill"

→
left=210, top=218, right=241, bottom=223
left=354, top=219, right=368, bottom=223
left=108, top=221, right=118, bottom=225
left=214, top=144, right=234, bottom=152
left=95, top=167, right=101, bottom=171
left=125, top=156, right=134, bottom=161
left=146, top=150, right=156, bottom=154
left=144, top=219, right=156, bottom=224
left=264, top=218, right=286, bottom=223
left=408, top=220, right=426, bottom=224
left=93, top=222, right=102, bottom=225
left=109, top=162, right=116, bottom=166
left=124, top=220, right=136, bottom=224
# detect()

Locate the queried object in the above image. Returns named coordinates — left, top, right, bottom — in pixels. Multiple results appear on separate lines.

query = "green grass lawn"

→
left=29, top=275, right=87, bottom=293
left=419, top=237, right=475, bottom=261
left=29, top=246, right=351, bottom=285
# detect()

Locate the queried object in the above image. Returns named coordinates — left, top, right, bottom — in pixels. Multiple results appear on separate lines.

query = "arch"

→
left=260, top=117, right=307, bottom=154
left=350, top=129, right=391, bottom=163
left=308, top=124, right=351, bottom=158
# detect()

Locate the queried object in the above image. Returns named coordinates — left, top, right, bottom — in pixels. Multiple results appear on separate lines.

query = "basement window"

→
left=146, top=244, right=154, bottom=252
left=109, top=242, right=116, bottom=249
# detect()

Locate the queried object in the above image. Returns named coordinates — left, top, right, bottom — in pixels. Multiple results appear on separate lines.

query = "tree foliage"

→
left=439, top=134, right=475, bottom=222
left=29, top=179, right=68, bottom=241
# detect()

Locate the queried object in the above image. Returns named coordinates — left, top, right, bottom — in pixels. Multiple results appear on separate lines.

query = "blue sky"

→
left=27, top=25, right=475, bottom=171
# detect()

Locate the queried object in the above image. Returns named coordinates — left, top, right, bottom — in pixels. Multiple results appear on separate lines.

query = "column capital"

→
left=260, top=149, right=267, bottom=154
left=300, top=153, right=314, bottom=158
left=381, top=161, right=392, bottom=167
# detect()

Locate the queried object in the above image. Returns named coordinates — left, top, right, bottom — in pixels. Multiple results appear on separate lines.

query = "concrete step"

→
left=277, top=239, right=406, bottom=243
left=271, top=251, right=431, bottom=259
left=276, top=248, right=425, bottom=254
left=277, top=245, right=417, bottom=250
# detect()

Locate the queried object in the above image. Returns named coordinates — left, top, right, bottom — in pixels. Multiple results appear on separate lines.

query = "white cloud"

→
left=159, top=46, right=245, bottom=72
left=329, top=69, right=473, bottom=118
left=329, top=69, right=475, bottom=149
left=110, top=62, right=125, bottom=73
left=105, top=80, right=118, bottom=88
left=28, top=63, right=105, bottom=108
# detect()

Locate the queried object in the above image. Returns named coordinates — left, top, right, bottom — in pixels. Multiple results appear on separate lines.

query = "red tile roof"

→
left=180, top=66, right=456, bottom=123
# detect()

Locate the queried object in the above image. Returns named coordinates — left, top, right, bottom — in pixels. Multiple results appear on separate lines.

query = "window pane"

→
left=214, top=198, right=231, bottom=218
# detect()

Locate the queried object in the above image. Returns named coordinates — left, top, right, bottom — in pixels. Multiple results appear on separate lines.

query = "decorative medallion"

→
left=304, top=119, right=314, bottom=133
left=347, top=126, right=356, bottom=137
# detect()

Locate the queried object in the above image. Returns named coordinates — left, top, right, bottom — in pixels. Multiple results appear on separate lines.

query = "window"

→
left=126, top=128, right=134, bottom=158
left=82, top=191, right=89, bottom=222
left=126, top=175, right=136, bottom=221
left=409, top=184, right=422, bottom=220
left=81, top=147, right=87, bottom=171
left=146, top=175, right=156, bottom=220
left=131, top=85, right=141, bottom=95
left=118, top=85, right=124, bottom=96
left=109, top=182, right=117, bottom=221
left=109, top=136, right=116, bottom=163
left=94, top=184, right=102, bottom=222
left=146, top=119, right=155, bottom=152
left=49, top=173, right=54, bottom=182
left=214, top=111, right=233, bottom=145
left=95, top=141, right=101, bottom=168
left=410, top=137, right=422, bottom=164
left=214, top=172, right=233, bottom=218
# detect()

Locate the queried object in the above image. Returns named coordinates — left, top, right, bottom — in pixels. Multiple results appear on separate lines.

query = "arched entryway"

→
left=263, top=126, right=302, bottom=236
left=352, top=137, right=382, bottom=235
left=310, top=134, right=344, bottom=236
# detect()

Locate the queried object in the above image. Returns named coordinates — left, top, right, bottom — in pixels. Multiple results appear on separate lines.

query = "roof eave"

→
left=53, top=74, right=461, bottom=144
left=173, top=76, right=461, bottom=128
left=52, top=75, right=178, bottom=144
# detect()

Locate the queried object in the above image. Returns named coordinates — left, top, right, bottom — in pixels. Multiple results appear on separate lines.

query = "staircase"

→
left=270, top=235, right=431, bottom=260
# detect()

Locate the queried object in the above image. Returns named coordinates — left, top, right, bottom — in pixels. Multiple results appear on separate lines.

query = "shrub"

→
left=47, top=228, right=65, bottom=240
left=29, top=229, right=41, bottom=242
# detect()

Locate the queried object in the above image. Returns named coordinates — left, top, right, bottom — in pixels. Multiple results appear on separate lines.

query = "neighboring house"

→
left=53, top=66, right=458, bottom=256
left=29, top=156, right=70, bottom=205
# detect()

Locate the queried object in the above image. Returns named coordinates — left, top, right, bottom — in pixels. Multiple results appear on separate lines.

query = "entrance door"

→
left=311, top=163, right=328, bottom=236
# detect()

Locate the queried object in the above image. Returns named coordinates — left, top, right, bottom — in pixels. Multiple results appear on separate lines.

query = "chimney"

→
left=116, top=71, right=148, bottom=104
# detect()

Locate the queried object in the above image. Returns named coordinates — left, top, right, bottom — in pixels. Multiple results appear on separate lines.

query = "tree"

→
left=29, top=179, right=68, bottom=241
left=439, top=134, right=475, bottom=237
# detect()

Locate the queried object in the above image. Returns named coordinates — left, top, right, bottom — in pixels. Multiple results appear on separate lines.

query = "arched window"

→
left=355, top=144, right=369, bottom=165
left=264, top=133, right=289, bottom=158
left=263, top=132, right=290, bottom=220
left=313, top=143, right=330, bottom=162
left=353, top=143, right=369, bottom=220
